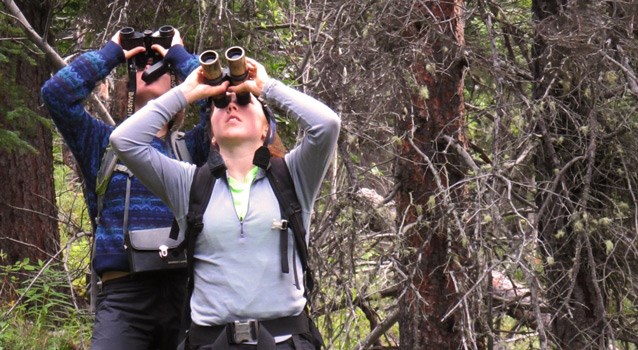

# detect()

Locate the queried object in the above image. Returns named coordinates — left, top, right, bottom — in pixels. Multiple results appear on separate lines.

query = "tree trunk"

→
left=396, top=1, right=467, bottom=348
left=0, top=1, right=59, bottom=266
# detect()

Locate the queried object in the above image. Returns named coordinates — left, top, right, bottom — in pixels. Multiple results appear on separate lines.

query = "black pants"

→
left=90, top=270, right=187, bottom=350
left=191, top=336, right=315, bottom=350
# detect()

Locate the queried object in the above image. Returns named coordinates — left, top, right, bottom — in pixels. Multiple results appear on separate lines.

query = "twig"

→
left=353, top=308, right=400, bottom=350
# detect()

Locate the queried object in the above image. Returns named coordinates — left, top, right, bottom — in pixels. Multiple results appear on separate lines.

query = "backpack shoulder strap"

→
left=179, top=151, right=225, bottom=343
left=266, top=157, right=314, bottom=294
left=185, top=163, right=217, bottom=277
left=170, top=130, right=192, bottom=163
left=186, top=165, right=216, bottom=239
left=184, top=149, right=226, bottom=279
left=95, top=146, right=118, bottom=223
left=91, top=145, right=129, bottom=313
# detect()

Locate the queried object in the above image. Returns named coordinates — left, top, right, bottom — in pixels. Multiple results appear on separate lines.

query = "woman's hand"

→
left=179, top=66, right=230, bottom=103
left=227, top=57, right=270, bottom=97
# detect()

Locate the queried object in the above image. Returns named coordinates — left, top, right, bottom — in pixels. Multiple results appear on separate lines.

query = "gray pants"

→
left=90, top=270, right=187, bottom=350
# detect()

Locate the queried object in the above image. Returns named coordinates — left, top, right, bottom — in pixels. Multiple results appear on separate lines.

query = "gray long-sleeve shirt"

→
left=110, top=79, right=340, bottom=326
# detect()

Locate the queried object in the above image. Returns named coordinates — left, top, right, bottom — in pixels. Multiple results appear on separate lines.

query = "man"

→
left=41, top=27, right=209, bottom=349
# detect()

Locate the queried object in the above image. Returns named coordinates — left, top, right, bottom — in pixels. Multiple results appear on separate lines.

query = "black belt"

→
left=189, top=312, right=309, bottom=348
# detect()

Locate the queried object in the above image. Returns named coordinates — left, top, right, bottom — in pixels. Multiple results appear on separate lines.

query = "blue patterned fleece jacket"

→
left=41, top=41, right=210, bottom=275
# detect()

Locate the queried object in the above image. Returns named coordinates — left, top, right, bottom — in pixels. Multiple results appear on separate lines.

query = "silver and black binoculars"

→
left=199, top=47, right=251, bottom=108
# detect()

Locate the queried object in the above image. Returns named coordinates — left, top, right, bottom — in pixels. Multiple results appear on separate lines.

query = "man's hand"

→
left=111, top=31, right=145, bottom=59
left=151, top=28, right=184, bottom=58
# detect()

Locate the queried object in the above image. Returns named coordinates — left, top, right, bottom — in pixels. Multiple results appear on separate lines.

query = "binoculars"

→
left=120, top=25, right=174, bottom=83
left=199, top=47, right=251, bottom=108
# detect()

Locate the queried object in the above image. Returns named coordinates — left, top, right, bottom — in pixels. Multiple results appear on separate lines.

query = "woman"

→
left=110, top=54, right=340, bottom=349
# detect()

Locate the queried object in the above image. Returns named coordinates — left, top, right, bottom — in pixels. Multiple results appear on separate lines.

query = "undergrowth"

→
left=0, top=256, right=92, bottom=350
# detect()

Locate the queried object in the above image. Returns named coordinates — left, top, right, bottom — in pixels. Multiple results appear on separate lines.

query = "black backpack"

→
left=178, top=151, right=322, bottom=348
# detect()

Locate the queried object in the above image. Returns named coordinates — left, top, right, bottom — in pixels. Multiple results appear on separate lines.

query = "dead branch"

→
left=1, top=0, right=115, bottom=125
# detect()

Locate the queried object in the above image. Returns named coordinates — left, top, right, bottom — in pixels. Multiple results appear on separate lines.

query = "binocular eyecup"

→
left=157, top=25, right=175, bottom=37
left=199, top=46, right=250, bottom=108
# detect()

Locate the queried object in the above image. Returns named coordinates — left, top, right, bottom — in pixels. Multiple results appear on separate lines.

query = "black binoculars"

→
left=120, top=25, right=174, bottom=83
left=199, top=47, right=251, bottom=108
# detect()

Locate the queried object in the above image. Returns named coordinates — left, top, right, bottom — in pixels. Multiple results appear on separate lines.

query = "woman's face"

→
left=210, top=93, right=268, bottom=147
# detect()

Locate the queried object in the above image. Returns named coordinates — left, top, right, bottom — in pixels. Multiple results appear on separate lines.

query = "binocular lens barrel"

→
left=225, top=46, right=246, bottom=79
left=199, top=46, right=250, bottom=107
left=199, top=50, right=224, bottom=82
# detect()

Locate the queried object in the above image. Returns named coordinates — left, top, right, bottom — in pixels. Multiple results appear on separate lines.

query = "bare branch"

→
left=1, top=0, right=115, bottom=125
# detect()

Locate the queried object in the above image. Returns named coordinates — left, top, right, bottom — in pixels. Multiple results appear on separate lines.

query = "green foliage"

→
left=53, top=134, right=91, bottom=236
left=49, top=0, right=94, bottom=55
left=0, top=130, right=37, bottom=154
left=0, top=259, right=92, bottom=350
left=52, top=132, right=92, bottom=301
left=0, top=10, right=52, bottom=154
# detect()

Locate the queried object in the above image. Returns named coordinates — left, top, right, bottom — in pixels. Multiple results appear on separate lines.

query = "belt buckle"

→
left=228, top=319, right=259, bottom=343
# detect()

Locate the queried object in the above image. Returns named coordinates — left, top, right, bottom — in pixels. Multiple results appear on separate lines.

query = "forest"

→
left=2, top=0, right=638, bottom=349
